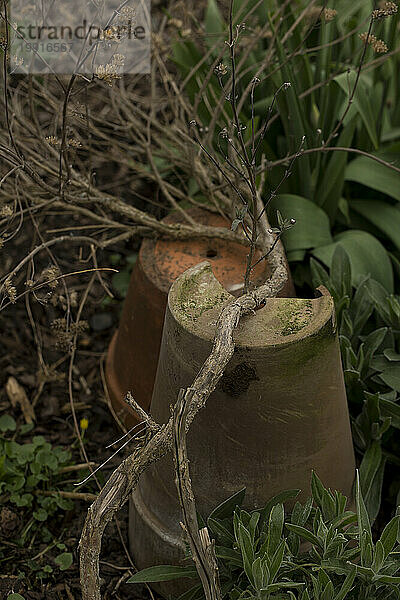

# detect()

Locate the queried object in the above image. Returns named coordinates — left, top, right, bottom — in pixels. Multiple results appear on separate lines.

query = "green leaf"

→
left=378, top=515, right=400, bottom=558
left=266, top=504, right=284, bottom=556
left=269, top=195, right=332, bottom=252
left=259, top=489, right=300, bottom=522
left=238, top=522, right=254, bottom=582
left=351, top=200, right=400, bottom=250
left=33, top=508, right=48, bottom=521
left=112, top=271, right=131, bottom=298
left=261, top=582, right=305, bottom=593
left=0, top=414, right=17, bottom=432
left=355, top=471, right=372, bottom=564
left=208, top=488, right=246, bottom=520
left=333, top=567, right=356, bottom=600
left=127, top=565, right=199, bottom=583
left=207, top=518, right=234, bottom=545
left=362, top=328, right=388, bottom=374
left=35, top=449, right=58, bottom=471
left=372, top=574, right=400, bottom=584
left=310, top=258, right=331, bottom=291
left=331, top=245, right=352, bottom=300
left=55, top=552, right=73, bottom=571
left=312, top=230, right=393, bottom=292
left=205, top=0, right=224, bottom=36
left=346, top=158, right=400, bottom=201
left=316, top=119, right=357, bottom=219
left=335, top=72, right=378, bottom=148
left=285, top=523, right=321, bottom=547
left=359, top=442, right=385, bottom=523
left=379, top=397, right=400, bottom=428
left=379, top=366, right=400, bottom=391
left=7, top=595, right=26, bottom=600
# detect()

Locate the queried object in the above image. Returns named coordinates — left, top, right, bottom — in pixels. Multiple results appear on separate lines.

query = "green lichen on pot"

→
left=172, top=264, right=230, bottom=324
left=277, top=298, right=313, bottom=337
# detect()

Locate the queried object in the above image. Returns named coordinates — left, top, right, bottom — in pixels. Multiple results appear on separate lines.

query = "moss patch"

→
left=277, top=299, right=313, bottom=337
left=174, top=268, right=230, bottom=323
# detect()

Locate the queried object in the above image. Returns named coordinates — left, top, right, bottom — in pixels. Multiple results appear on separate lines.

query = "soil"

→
left=0, top=212, right=153, bottom=600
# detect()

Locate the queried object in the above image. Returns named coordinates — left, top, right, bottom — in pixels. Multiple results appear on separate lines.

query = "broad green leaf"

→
left=372, top=574, right=400, bottom=584
left=127, top=565, right=198, bottom=583
left=362, top=328, right=388, bottom=374
left=261, top=582, right=305, bottom=593
left=359, top=442, right=385, bottom=523
left=378, top=515, right=400, bottom=558
left=205, top=0, right=224, bottom=36
left=331, top=245, right=352, bottom=299
left=177, top=585, right=204, bottom=600
left=379, top=366, right=400, bottom=392
left=335, top=72, right=378, bottom=148
left=351, top=200, right=400, bottom=249
left=384, top=349, right=400, bottom=361
left=55, top=552, right=73, bottom=571
left=334, top=565, right=356, bottom=600
left=379, top=397, right=400, bottom=428
left=259, top=489, right=300, bottom=523
left=208, top=488, right=246, bottom=520
left=238, top=522, right=255, bottom=582
left=207, top=518, right=234, bottom=544
left=310, top=258, right=331, bottom=291
left=215, top=546, right=243, bottom=567
left=316, top=119, right=357, bottom=219
left=0, top=414, right=17, bottom=432
left=266, top=504, right=284, bottom=556
left=268, top=540, right=285, bottom=583
left=269, top=195, right=332, bottom=252
left=312, top=230, right=393, bottom=292
left=285, top=523, right=321, bottom=547
left=346, top=158, right=400, bottom=201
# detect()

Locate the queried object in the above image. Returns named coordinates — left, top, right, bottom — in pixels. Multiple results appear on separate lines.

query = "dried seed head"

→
left=323, top=8, right=337, bottom=21
left=372, top=1, right=398, bottom=19
left=45, top=135, right=59, bottom=147
left=95, top=63, right=121, bottom=86
left=42, top=266, right=61, bottom=289
left=359, top=32, right=388, bottom=53
left=0, top=205, right=13, bottom=218
left=111, top=53, right=125, bottom=67
left=168, top=18, right=183, bottom=28
left=214, top=62, right=228, bottom=77
left=4, top=278, right=17, bottom=303
left=118, top=5, right=136, bottom=24
left=68, top=138, right=82, bottom=148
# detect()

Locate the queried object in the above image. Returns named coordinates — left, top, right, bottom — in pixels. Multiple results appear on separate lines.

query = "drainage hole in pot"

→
left=206, top=248, right=218, bottom=258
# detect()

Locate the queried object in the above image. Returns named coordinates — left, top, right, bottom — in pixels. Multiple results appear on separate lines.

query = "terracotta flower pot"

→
left=105, top=208, right=294, bottom=427
left=128, top=262, right=355, bottom=596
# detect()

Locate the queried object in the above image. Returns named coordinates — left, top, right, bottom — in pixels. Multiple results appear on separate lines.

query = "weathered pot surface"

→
left=105, top=208, right=294, bottom=427
left=129, top=262, right=355, bottom=597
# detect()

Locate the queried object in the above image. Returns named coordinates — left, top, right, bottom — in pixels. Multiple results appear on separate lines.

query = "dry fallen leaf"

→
left=5, top=376, right=36, bottom=423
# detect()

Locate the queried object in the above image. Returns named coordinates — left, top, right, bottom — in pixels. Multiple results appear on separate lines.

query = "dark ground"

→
left=0, top=210, right=153, bottom=599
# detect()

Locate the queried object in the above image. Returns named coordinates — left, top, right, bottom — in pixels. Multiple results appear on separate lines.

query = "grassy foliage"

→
left=128, top=472, right=400, bottom=599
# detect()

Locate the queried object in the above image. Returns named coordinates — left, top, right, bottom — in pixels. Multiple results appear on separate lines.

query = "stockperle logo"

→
left=9, top=0, right=150, bottom=75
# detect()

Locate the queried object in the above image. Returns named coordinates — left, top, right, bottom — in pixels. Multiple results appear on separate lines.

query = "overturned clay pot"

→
left=105, top=208, right=294, bottom=427
left=129, top=262, right=355, bottom=597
